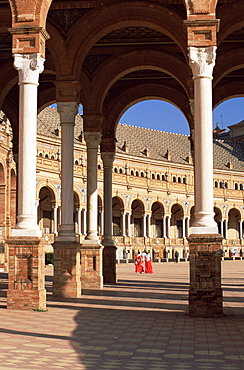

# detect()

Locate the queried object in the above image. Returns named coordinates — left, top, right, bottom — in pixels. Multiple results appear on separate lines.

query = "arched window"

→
left=157, top=174, right=160, bottom=180
left=135, top=171, right=139, bottom=177
left=235, top=183, right=238, bottom=190
left=162, top=175, right=165, bottom=181
left=75, top=160, right=79, bottom=165
left=141, top=172, right=144, bottom=177
left=173, top=176, right=176, bottom=183
left=225, top=182, right=228, bottom=189
left=98, top=164, right=101, bottom=170
left=183, top=177, right=187, bottom=184
left=178, top=177, right=181, bottom=183
left=119, top=168, right=123, bottom=174
left=240, top=184, right=243, bottom=190
left=114, top=167, right=118, bottom=173
left=152, top=173, right=155, bottom=179
left=215, top=181, right=218, bottom=188
left=45, top=154, right=49, bottom=158
left=131, top=170, right=134, bottom=176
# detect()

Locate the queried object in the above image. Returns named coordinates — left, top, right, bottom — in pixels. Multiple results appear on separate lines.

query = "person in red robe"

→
left=145, top=252, right=153, bottom=274
left=135, top=251, right=144, bottom=273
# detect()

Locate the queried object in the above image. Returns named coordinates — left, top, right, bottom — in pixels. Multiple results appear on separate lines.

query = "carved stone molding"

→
left=14, top=53, right=45, bottom=85
left=188, top=46, right=216, bottom=78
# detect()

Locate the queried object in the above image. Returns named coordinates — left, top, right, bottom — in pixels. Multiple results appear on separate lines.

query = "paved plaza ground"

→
left=1, top=260, right=244, bottom=369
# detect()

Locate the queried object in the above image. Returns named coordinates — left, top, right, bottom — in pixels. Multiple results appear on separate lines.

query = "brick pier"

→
left=188, top=234, right=223, bottom=317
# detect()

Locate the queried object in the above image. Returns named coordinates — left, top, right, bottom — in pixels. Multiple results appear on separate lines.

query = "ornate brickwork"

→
left=49, top=8, right=93, bottom=32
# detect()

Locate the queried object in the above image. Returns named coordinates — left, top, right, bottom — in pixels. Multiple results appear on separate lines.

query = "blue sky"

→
left=119, top=98, right=244, bottom=136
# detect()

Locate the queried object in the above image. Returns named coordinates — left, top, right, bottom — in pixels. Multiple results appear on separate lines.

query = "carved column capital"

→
left=84, top=132, right=101, bottom=149
left=57, top=102, right=78, bottom=124
left=101, top=152, right=115, bottom=168
left=14, top=53, right=45, bottom=85
left=188, top=46, right=216, bottom=79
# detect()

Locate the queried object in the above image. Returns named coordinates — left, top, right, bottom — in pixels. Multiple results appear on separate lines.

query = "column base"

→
left=6, top=237, right=46, bottom=310
left=52, top=241, right=81, bottom=298
left=102, top=244, right=117, bottom=284
left=81, top=241, right=103, bottom=289
left=187, top=234, right=223, bottom=318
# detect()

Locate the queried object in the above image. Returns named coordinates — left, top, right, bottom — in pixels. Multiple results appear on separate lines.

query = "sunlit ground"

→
left=0, top=261, right=244, bottom=369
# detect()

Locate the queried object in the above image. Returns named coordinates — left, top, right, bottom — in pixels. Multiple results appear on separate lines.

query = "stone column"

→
left=12, top=53, right=44, bottom=237
left=128, top=213, right=132, bottom=237
left=77, top=208, right=82, bottom=235
left=186, top=217, right=190, bottom=238
left=143, top=213, right=147, bottom=237
left=82, top=209, right=86, bottom=235
left=188, top=47, right=223, bottom=317
left=163, top=215, right=166, bottom=238
left=52, top=102, right=81, bottom=298
left=148, top=215, right=151, bottom=238
left=81, top=132, right=103, bottom=289
left=182, top=217, right=186, bottom=238
left=122, top=212, right=126, bottom=237
left=189, top=46, right=218, bottom=234
left=6, top=53, right=46, bottom=310
left=101, top=152, right=117, bottom=283
left=53, top=205, right=58, bottom=235
left=220, top=220, right=223, bottom=238
left=167, top=216, right=171, bottom=238
left=57, top=102, right=78, bottom=241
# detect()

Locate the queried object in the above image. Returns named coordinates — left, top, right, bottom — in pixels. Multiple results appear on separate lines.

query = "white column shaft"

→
left=189, top=46, right=218, bottom=234
left=182, top=217, right=186, bottom=238
left=163, top=216, right=166, bottom=238
left=53, top=205, right=58, bottom=234
left=122, top=212, right=126, bottom=237
left=84, top=132, right=101, bottom=242
left=128, top=213, right=131, bottom=237
left=148, top=215, right=151, bottom=238
left=78, top=208, right=82, bottom=235
left=143, top=213, right=147, bottom=237
left=13, top=53, right=44, bottom=236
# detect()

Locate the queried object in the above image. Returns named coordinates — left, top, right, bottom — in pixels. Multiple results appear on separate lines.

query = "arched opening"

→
left=171, top=204, right=184, bottom=239
left=151, top=202, right=164, bottom=238
left=131, top=199, right=144, bottom=237
left=214, top=207, right=222, bottom=236
left=38, top=186, right=55, bottom=234
left=112, top=196, right=124, bottom=236
left=228, top=208, right=241, bottom=240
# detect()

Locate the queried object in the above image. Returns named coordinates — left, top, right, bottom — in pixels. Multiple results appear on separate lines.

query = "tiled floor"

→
left=1, top=261, right=244, bottom=369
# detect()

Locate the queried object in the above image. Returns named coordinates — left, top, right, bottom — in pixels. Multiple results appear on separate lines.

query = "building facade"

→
left=1, top=107, right=244, bottom=271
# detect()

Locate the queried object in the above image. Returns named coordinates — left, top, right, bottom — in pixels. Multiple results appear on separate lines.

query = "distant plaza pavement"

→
left=1, top=260, right=244, bottom=370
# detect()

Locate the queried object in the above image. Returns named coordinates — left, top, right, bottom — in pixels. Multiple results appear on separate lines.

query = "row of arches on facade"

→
left=38, top=186, right=244, bottom=241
